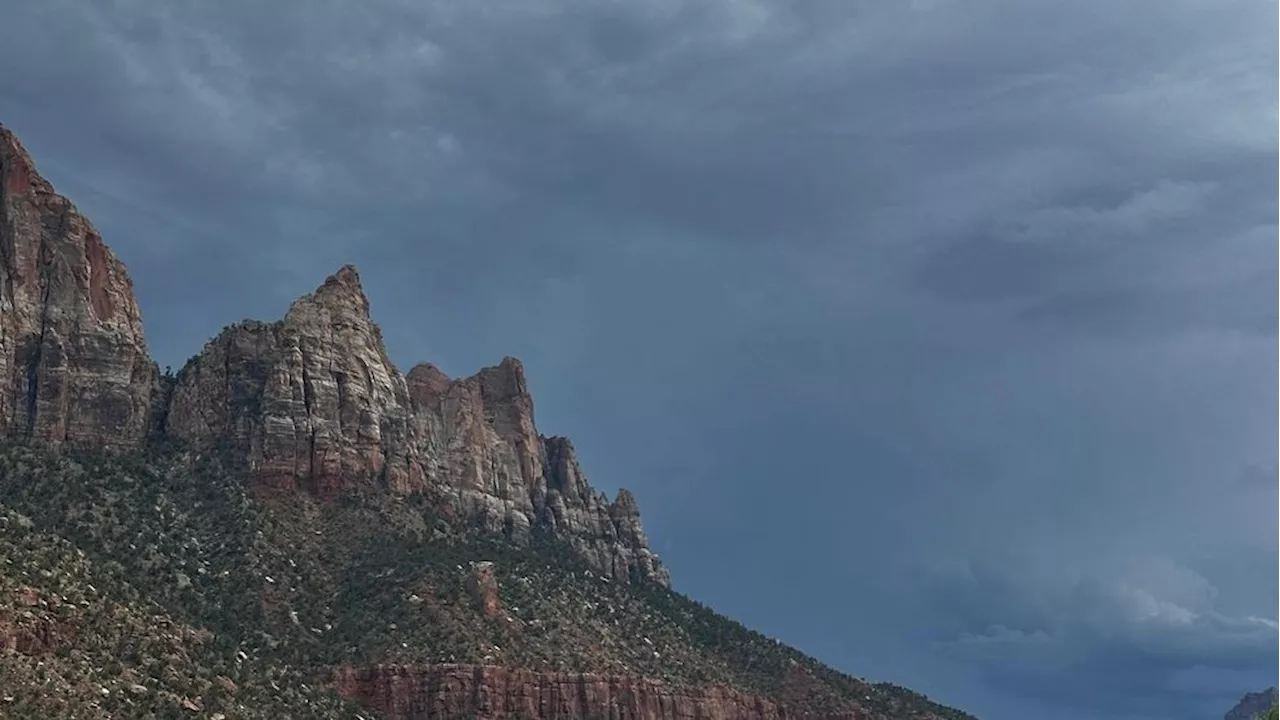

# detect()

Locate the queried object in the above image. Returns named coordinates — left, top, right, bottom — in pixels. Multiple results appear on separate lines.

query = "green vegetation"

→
left=0, top=440, right=973, bottom=718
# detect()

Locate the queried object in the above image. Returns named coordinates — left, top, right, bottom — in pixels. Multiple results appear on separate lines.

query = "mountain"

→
left=0, top=123, right=975, bottom=719
left=1224, top=688, right=1278, bottom=720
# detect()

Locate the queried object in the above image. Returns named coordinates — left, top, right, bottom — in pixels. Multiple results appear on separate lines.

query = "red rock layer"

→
left=333, top=664, right=864, bottom=720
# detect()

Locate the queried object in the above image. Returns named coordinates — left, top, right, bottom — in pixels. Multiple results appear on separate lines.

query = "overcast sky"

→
left=1, top=1, right=1276, bottom=718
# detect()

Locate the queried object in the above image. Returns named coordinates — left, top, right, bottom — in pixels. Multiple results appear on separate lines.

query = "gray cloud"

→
left=0, top=1, right=1275, bottom=718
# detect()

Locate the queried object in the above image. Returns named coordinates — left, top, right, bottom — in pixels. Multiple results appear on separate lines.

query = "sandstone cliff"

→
left=164, top=266, right=424, bottom=499
left=332, top=665, right=857, bottom=720
left=164, top=266, right=668, bottom=585
left=0, top=123, right=665, bottom=586
left=0, top=126, right=156, bottom=447
left=0, top=124, right=976, bottom=720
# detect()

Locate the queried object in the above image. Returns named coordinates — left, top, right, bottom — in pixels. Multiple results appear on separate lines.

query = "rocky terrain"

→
left=0, top=123, right=974, bottom=719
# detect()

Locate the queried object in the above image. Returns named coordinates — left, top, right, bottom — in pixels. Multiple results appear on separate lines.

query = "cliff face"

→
left=0, top=127, right=156, bottom=447
left=163, top=266, right=669, bottom=586
left=164, top=266, right=424, bottom=499
left=332, top=665, right=856, bottom=720
left=0, top=125, right=666, bottom=587
left=0, top=124, right=976, bottom=720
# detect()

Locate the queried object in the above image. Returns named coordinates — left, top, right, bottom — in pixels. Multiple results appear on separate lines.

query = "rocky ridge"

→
left=0, top=123, right=975, bottom=720
left=0, top=124, right=665, bottom=587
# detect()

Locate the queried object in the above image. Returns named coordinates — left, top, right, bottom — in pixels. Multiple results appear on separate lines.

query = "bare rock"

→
left=465, top=562, right=501, bottom=618
left=0, top=125, right=156, bottom=447
left=408, top=357, right=545, bottom=539
left=332, top=664, right=853, bottom=720
left=166, top=266, right=425, bottom=497
left=544, top=437, right=671, bottom=586
left=1, top=125, right=668, bottom=587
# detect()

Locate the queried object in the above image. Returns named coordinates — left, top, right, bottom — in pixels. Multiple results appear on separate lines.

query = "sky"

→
left=0, top=1, right=1276, bottom=718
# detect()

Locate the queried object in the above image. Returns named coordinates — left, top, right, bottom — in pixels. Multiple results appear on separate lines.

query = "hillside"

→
left=0, top=123, right=975, bottom=719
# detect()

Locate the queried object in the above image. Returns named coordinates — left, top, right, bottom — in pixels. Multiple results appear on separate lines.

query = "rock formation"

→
left=165, top=267, right=668, bottom=585
left=164, top=266, right=424, bottom=499
left=466, top=561, right=502, bottom=618
left=0, top=126, right=156, bottom=447
left=0, top=123, right=666, bottom=587
left=333, top=665, right=862, bottom=720
left=0, top=124, right=975, bottom=720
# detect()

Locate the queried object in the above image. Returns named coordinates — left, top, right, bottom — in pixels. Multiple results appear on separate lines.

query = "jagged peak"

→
left=0, top=123, right=55, bottom=198
left=472, top=356, right=529, bottom=399
left=405, top=362, right=452, bottom=408
left=407, top=362, right=451, bottom=384
left=0, top=123, right=31, bottom=164
left=288, top=264, right=373, bottom=321
left=610, top=488, right=640, bottom=515
left=324, top=264, right=363, bottom=291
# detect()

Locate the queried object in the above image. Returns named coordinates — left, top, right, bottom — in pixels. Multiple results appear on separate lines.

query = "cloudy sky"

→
left=1, top=1, right=1276, bottom=717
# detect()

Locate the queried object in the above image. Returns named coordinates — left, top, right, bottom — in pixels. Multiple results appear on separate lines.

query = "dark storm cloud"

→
left=0, top=1, right=1274, bottom=718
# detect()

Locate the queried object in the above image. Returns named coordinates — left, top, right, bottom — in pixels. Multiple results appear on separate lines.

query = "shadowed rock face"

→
left=333, top=665, right=864, bottom=720
left=0, top=126, right=156, bottom=448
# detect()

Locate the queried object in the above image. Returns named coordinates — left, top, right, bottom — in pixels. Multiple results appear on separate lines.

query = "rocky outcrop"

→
left=1224, top=688, right=1277, bottom=720
left=333, top=665, right=860, bottom=720
left=407, top=360, right=670, bottom=586
left=466, top=561, right=502, bottom=618
left=407, top=357, right=546, bottom=537
left=164, top=266, right=424, bottom=498
left=1, top=123, right=667, bottom=586
left=165, top=267, right=668, bottom=584
left=0, top=125, right=156, bottom=447
left=0, top=586, right=77, bottom=656
left=543, top=437, right=669, bottom=585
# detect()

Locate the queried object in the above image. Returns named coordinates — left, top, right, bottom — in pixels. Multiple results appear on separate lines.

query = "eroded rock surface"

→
left=333, top=664, right=858, bottom=720
left=1, top=124, right=666, bottom=585
left=0, top=125, right=156, bottom=447
left=165, top=266, right=423, bottom=498
left=165, top=268, right=667, bottom=584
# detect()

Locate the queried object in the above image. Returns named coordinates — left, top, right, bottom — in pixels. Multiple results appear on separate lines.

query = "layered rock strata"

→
left=0, top=123, right=666, bottom=586
left=0, top=126, right=156, bottom=447
left=332, top=665, right=864, bottom=720
left=163, top=266, right=668, bottom=585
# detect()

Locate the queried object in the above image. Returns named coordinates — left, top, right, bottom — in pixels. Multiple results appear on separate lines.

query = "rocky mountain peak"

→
left=476, top=356, right=529, bottom=398
left=405, top=362, right=451, bottom=408
left=0, top=124, right=979, bottom=720
left=2, top=125, right=668, bottom=586
left=0, top=124, right=156, bottom=448
left=1, top=125, right=51, bottom=196
left=307, top=264, right=371, bottom=315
